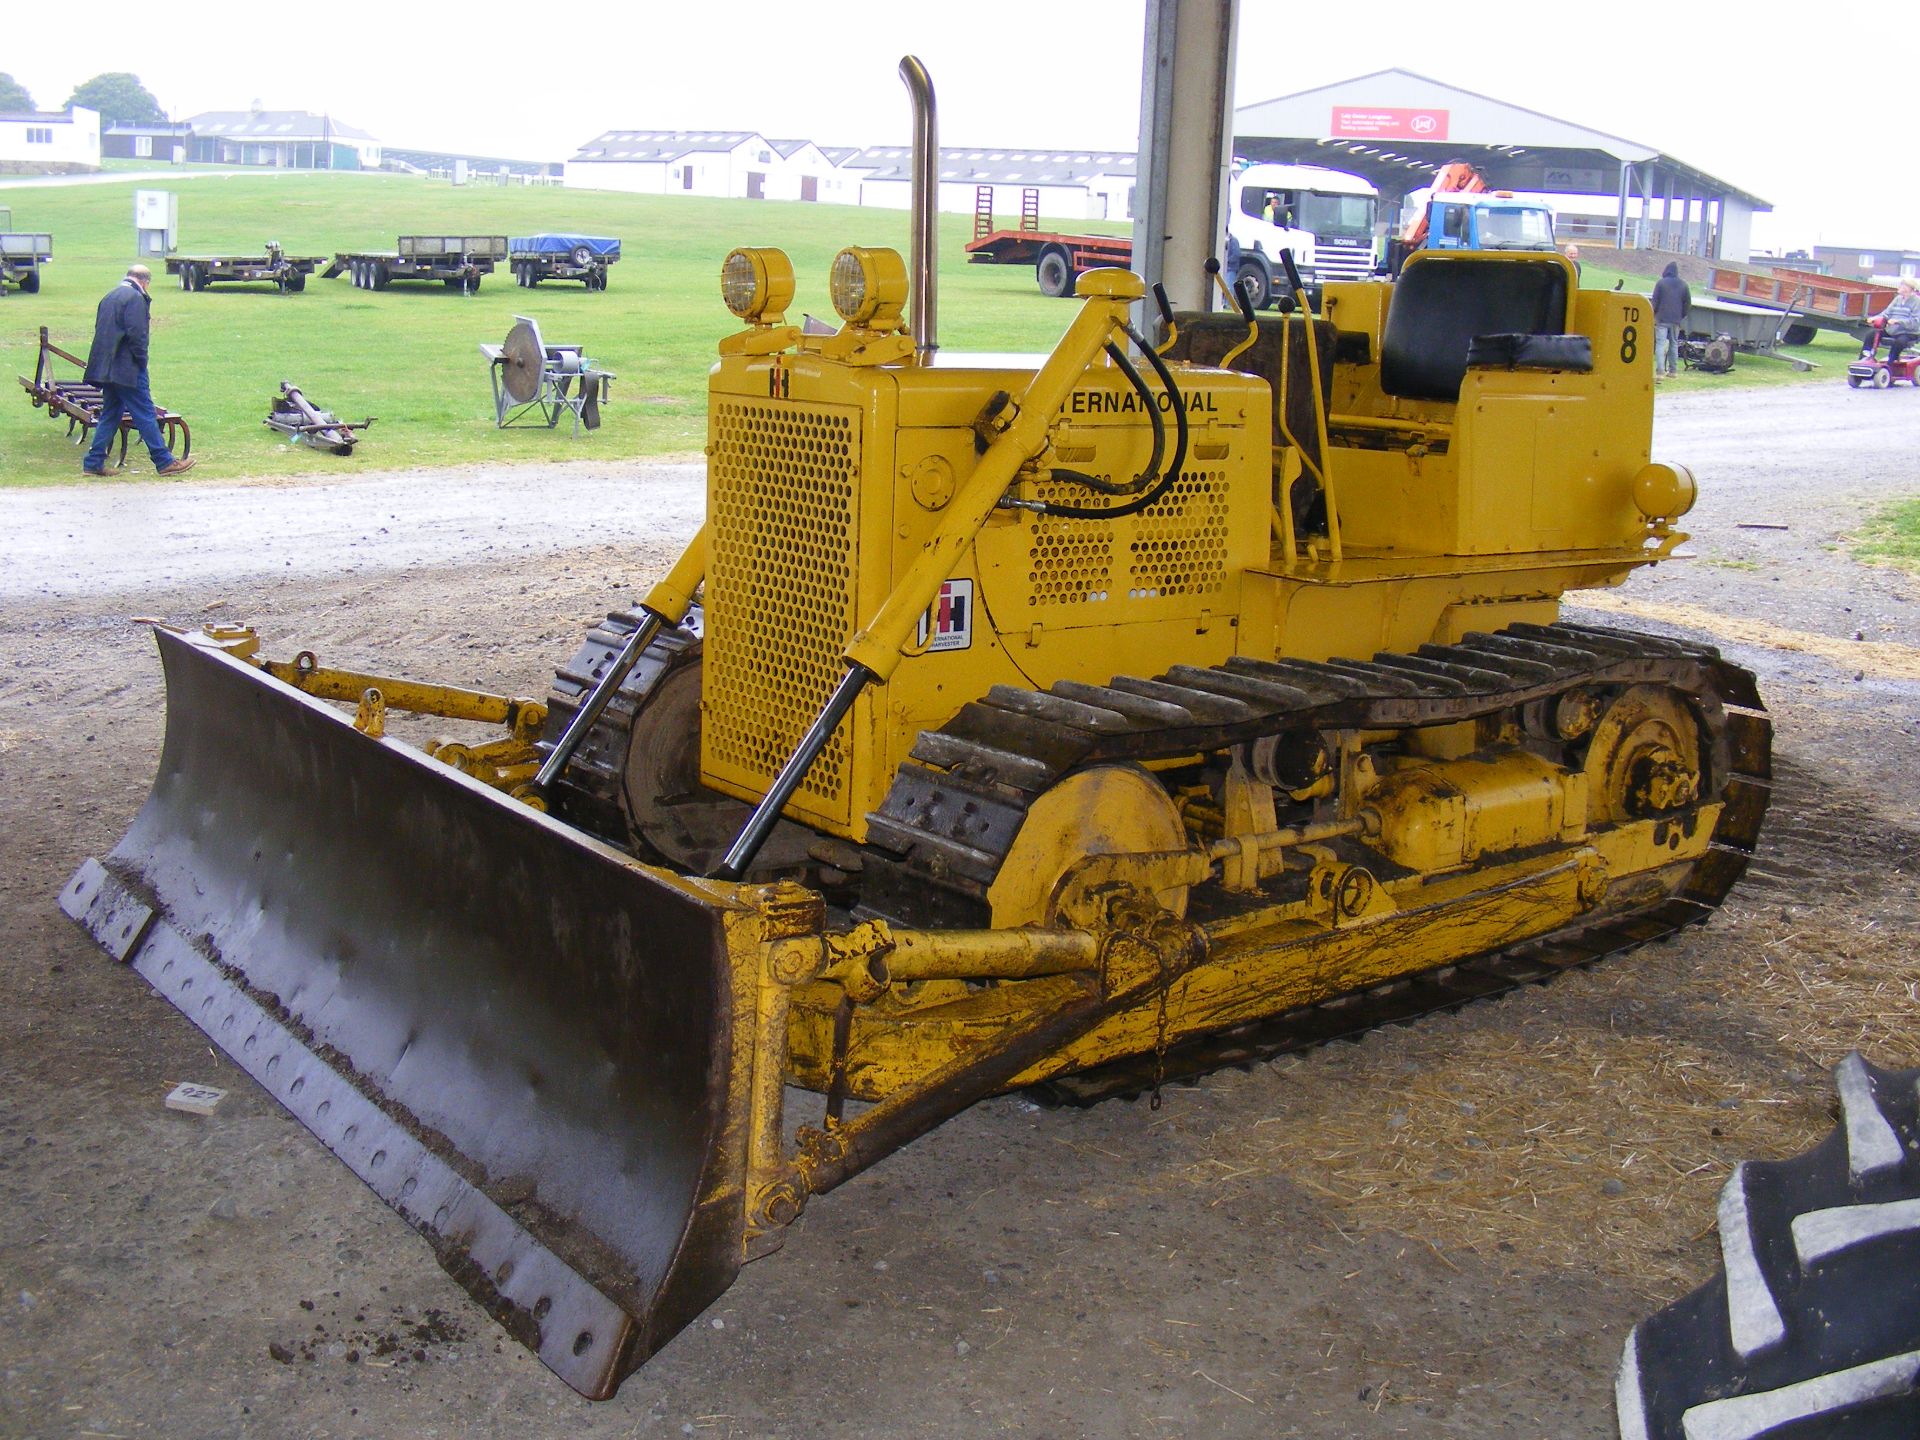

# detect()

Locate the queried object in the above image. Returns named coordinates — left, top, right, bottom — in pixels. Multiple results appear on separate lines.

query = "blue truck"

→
left=1386, top=185, right=1558, bottom=274
left=509, top=234, right=621, bottom=291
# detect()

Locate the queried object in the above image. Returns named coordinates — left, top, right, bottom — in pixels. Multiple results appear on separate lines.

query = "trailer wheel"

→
left=571, top=245, right=594, bottom=268
left=525, top=267, right=539, bottom=289
left=288, top=272, right=305, bottom=294
left=1783, top=322, right=1817, bottom=346
left=467, top=273, right=482, bottom=293
left=1615, top=1053, right=1920, bottom=1440
left=1235, top=258, right=1272, bottom=310
left=179, top=267, right=192, bottom=292
left=371, top=262, right=390, bottom=291
left=1036, top=247, right=1077, bottom=299
left=19, top=269, right=37, bottom=294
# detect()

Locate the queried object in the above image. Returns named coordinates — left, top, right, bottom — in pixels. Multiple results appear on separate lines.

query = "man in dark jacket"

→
left=82, top=264, right=194, bottom=476
left=1651, top=262, right=1691, bottom=381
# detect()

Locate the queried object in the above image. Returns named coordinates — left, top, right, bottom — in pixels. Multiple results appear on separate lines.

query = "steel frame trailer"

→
left=0, top=233, right=53, bottom=295
left=329, top=235, right=508, bottom=292
left=164, top=244, right=323, bottom=294
left=510, top=234, right=621, bottom=291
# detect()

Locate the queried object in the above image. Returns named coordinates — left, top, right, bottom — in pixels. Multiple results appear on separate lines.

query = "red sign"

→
left=1331, top=106, right=1450, bottom=141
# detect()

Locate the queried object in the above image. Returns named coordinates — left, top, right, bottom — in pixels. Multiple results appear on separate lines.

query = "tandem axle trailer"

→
left=329, top=235, right=508, bottom=292
left=165, top=242, right=323, bottom=293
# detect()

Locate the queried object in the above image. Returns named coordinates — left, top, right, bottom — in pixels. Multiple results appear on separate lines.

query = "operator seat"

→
left=1380, top=256, right=1574, bottom=403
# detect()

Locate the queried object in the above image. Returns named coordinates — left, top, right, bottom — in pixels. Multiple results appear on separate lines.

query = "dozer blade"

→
left=60, top=627, right=756, bottom=1399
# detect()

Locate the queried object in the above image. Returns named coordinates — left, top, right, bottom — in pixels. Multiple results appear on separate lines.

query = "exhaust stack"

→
left=900, top=55, right=938, bottom=362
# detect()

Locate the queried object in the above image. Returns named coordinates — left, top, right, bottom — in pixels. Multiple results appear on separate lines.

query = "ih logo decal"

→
left=917, top=578, right=974, bottom=652
left=768, top=357, right=790, bottom=399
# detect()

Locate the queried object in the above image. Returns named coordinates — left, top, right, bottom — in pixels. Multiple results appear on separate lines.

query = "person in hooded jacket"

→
left=81, top=264, right=194, bottom=477
left=1652, top=262, right=1691, bottom=380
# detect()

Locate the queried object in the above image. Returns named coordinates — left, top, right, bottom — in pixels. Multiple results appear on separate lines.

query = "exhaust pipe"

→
left=900, top=55, right=938, bottom=361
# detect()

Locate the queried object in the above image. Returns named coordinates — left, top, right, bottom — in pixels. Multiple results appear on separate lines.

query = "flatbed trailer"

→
left=961, top=186, right=1130, bottom=297
left=164, top=243, right=323, bottom=293
left=328, top=235, right=508, bottom=292
left=1708, top=264, right=1890, bottom=342
left=0, top=233, right=53, bottom=295
left=509, top=234, right=621, bottom=291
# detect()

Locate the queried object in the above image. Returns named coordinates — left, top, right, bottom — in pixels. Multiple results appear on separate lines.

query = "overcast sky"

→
left=4, top=1, right=1900, bottom=253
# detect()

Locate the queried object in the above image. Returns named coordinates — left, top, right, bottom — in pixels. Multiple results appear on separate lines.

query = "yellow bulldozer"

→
left=62, top=61, right=1768, bottom=1401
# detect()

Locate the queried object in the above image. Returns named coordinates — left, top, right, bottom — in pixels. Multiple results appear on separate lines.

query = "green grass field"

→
left=0, top=170, right=1846, bottom=485
left=0, top=172, right=1112, bottom=483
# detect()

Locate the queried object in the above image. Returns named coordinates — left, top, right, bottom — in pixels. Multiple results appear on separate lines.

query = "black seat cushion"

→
left=1463, top=332, right=1593, bottom=372
left=1380, top=258, right=1570, bottom=402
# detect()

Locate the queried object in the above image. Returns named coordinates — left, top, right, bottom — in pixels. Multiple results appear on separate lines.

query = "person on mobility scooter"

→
left=1849, top=279, right=1920, bottom=389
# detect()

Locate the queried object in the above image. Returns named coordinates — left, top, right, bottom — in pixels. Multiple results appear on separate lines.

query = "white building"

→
left=566, top=131, right=796, bottom=198
left=0, top=106, right=101, bottom=173
left=564, top=131, right=1134, bottom=220
left=841, top=147, right=1136, bottom=222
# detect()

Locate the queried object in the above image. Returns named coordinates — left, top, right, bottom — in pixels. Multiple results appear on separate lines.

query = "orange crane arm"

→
left=1399, top=162, right=1489, bottom=246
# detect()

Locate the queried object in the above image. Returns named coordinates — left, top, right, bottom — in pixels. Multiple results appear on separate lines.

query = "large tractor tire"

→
left=1616, top=1052, right=1920, bottom=1439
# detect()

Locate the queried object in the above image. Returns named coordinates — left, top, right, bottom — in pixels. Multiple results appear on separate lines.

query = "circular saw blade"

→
left=500, top=320, right=545, bottom=405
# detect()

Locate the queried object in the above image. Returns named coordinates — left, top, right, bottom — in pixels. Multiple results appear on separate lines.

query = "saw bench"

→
left=481, top=314, right=613, bottom=435
left=17, top=327, right=192, bottom=465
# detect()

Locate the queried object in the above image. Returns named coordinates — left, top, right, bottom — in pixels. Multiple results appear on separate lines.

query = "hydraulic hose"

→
left=1046, top=340, right=1166, bottom=497
left=1038, top=324, right=1190, bottom=521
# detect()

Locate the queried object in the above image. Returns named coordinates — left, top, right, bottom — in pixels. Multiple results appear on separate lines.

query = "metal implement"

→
left=482, top=315, right=615, bottom=436
left=60, top=627, right=754, bottom=1400
left=17, top=325, right=191, bottom=464
left=264, top=381, right=373, bottom=454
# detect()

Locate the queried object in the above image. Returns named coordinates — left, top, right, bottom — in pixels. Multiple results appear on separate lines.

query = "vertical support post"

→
left=1616, top=162, right=1631, bottom=251
left=1662, top=169, right=1676, bottom=251
left=1133, top=0, right=1240, bottom=322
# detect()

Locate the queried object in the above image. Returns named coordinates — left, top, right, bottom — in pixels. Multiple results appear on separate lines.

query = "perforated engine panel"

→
left=704, top=399, right=861, bottom=821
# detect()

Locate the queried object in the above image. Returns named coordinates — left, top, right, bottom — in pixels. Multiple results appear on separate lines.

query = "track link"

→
left=860, top=622, right=1771, bottom=1103
left=539, top=605, right=703, bottom=847
left=542, top=616, right=1771, bottom=1105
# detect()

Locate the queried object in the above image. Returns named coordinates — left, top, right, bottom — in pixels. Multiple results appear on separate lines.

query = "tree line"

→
left=1, top=73, right=167, bottom=127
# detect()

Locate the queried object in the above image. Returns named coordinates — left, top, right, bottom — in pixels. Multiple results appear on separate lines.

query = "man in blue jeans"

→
left=82, top=263, right=195, bottom=477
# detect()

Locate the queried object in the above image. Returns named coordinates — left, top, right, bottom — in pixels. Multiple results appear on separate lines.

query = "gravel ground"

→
left=2, top=380, right=1917, bottom=1440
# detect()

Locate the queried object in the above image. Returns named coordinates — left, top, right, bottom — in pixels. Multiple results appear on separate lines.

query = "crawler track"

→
left=545, top=618, right=1771, bottom=1103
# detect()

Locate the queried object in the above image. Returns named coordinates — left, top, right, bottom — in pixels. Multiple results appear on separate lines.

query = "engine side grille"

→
left=706, top=400, right=860, bottom=818
left=1026, top=469, right=1231, bottom=606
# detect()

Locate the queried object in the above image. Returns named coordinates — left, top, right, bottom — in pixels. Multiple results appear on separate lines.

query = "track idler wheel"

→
left=984, top=765, right=1190, bottom=927
left=1585, top=684, right=1703, bottom=822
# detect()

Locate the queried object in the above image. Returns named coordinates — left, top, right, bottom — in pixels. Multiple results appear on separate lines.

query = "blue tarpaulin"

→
left=510, top=234, right=621, bottom=259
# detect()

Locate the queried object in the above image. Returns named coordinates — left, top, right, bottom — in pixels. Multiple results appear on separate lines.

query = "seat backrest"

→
left=1380, top=256, right=1570, bottom=403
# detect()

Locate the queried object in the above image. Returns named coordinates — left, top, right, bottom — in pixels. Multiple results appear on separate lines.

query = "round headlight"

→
left=829, top=246, right=907, bottom=327
left=720, top=247, right=794, bottom=322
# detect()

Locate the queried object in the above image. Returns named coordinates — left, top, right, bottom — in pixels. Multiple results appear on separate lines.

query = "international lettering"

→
left=1063, top=388, right=1219, bottom=417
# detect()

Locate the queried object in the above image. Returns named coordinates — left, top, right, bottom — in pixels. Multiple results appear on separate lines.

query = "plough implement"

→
left=63, top=59, right=1769, bottom=1399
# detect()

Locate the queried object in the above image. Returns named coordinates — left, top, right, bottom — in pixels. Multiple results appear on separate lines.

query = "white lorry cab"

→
left=1228, top=163, right=1379, bottom=308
